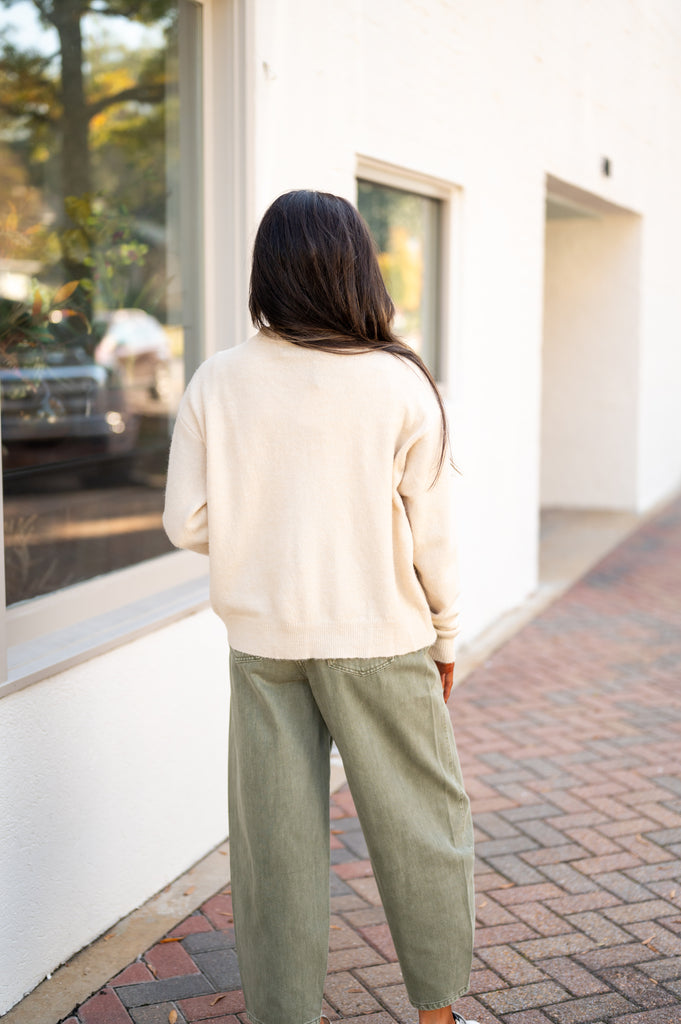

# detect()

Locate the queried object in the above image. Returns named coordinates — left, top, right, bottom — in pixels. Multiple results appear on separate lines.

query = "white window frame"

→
left=0, top=0, right=255, bottom=699
left=355, top=155, right=462, bottom=393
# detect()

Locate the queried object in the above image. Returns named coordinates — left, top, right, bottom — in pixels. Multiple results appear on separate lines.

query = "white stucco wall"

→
left=0, top=610, right=229, bottom=1012
left=5, top=0, right=681, bottom=1012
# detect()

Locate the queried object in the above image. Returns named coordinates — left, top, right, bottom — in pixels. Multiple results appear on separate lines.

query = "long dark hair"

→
left=248, top=189, right=452, bottom=478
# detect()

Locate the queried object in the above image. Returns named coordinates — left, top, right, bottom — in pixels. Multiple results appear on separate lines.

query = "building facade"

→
left=1, top=0, right=680, bottom=1011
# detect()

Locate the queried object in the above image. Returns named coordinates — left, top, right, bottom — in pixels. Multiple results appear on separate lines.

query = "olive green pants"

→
left=228, top=647, right=475, bottom=1024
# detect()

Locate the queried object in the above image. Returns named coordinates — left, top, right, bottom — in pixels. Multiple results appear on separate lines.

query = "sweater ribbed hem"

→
left=223, top=614, right=438, bottom=661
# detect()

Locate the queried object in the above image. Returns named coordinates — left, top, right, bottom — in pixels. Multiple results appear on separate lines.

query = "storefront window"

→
left=0, top=0, right=202, bottom=605
left=357, top=179, right=442, bottom=377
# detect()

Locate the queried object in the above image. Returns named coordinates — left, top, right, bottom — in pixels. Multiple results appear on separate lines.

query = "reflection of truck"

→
left=0, top=344, right=139, bottom=474
left=0, top=300, right=177, bottom=484
left=0, top=295, right=141, bottom=477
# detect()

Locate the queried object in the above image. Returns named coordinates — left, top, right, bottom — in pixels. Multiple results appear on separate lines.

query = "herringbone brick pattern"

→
left=62, top=496, right=681, bottom=1024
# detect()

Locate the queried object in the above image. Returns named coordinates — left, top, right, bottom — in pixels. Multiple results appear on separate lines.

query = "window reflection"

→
left=0, top=1, right=199, bottom=606
left=357, top=179, right=442, bottom=377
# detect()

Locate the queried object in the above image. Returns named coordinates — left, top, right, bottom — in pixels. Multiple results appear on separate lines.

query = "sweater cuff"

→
left=429, top=635, right=457, bottom=664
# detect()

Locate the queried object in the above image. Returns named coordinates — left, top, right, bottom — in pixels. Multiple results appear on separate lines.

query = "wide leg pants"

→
left=228, top=647, right=475, bottom=1024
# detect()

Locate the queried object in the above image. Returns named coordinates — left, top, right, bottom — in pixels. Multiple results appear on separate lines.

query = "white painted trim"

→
left=356, top=154, right=457, bottom=201
left=442, top=183, right=465, bottom=404
left=5, top=550, right=210, bottom=697
left=204, top=0, right=254, bottom=355
left=8, top=549, right=208, bottom=647
left=3, top=575, right=210, bottom=699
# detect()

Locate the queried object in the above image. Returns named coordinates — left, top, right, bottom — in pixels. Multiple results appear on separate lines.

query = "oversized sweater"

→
left=163, top=330, right=461, bottom=662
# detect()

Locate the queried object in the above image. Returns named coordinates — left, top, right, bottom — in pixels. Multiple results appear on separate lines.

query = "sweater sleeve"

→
left=397, top=403, right=461, bottom=663
left=163, top=391, right=209, bottom=556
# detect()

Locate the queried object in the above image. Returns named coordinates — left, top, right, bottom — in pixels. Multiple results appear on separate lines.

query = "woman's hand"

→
left=435, top=661, right=455, bottom=703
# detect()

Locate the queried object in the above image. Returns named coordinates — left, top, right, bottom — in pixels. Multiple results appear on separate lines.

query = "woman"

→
left=163, top=190, right=476, bottom=1024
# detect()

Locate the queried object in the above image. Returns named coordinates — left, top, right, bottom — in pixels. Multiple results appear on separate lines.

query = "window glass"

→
left=0, top=0, right=202, bottom=606
left=357, top=179, right=441, bottom=377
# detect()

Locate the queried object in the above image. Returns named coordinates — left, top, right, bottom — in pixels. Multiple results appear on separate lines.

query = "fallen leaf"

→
left=210, top=994, right=226, bottom=1006
left=641, top=935, right=655, bottom=945
left=148, top=962, right=158, bottom=977
left=478, top=900, right=488, bottom=908
left=498, top=882, right=514, bottom=889
left=348, top=987, right=364, bottom=992
left=169, top=1011, right=178, bottom=1024
left=160, top=937, right=183, bottom=943
left=331, top=830, right=343, bottom=835
left=184, top=886, right=195, bottom=896
left=218, top=911, right=232, bottom=918
left=669, top=889, right=677, bottom=898
left=219, top=850, right=228, bottom=855
left=330, top=925, right=342, bottom=930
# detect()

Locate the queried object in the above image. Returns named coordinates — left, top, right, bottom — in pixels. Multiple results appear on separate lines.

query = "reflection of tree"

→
left=358, top=182, right=426, bottom=347
left=1, top=2, right=180, bottom=608
left=358, top=181, right=424, bottom=252
left=0, top=0, right=172, bottom=289
left=377, top=226, right=423, bottom=315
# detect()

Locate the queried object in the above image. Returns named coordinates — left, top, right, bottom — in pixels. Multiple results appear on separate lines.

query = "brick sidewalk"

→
left=62, top=495, right=681, bottom=1024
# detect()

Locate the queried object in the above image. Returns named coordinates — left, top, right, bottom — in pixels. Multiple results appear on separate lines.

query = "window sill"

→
left=3, top=552, right=210, bottom=700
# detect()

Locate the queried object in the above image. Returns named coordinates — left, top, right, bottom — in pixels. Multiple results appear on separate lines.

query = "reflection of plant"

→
left=0, top=199, right=91, bottom=368
left=1, top=2, right=173, bottom=317
left=0, top=283, right=88, bottom=369
left=4, top=510, right=77, bottom=605
left=0, top=191, right=163, bottom=374
left=0, top=200, right=55, bottom=264
left=61, top=193, right=164, bottom=312
left=0, top=297, right=50, bottom=361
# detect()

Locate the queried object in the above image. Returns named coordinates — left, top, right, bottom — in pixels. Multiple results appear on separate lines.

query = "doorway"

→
left=539, top=175, right=643, bottom=587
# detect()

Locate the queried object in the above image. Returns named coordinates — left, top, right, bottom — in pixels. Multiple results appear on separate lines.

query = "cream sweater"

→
left=163, top=331, right=461, bottom=662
